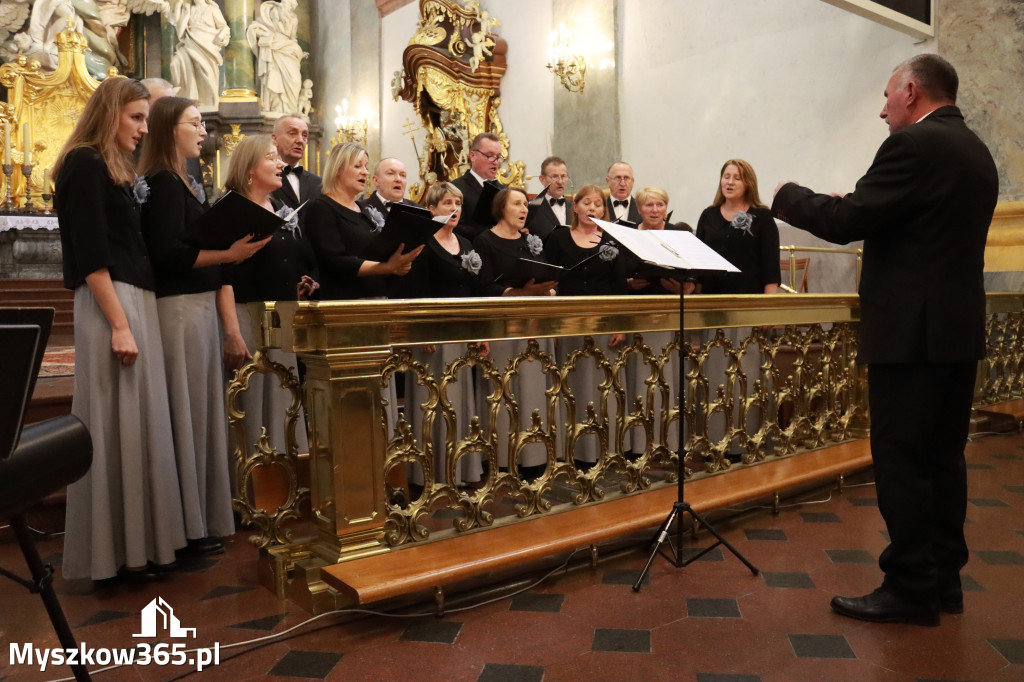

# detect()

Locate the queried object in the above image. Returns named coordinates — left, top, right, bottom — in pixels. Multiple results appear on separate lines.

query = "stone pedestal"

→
left=0, top=216, right=62, bottom=279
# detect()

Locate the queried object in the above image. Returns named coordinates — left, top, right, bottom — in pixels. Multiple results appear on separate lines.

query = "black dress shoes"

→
left=116, top=565, right=163, bottom=583
left=939, top=586, right=964, bottom=614
left=183, top=536, right=225, bottom=556
left=830, top=587, right=940, bottom=626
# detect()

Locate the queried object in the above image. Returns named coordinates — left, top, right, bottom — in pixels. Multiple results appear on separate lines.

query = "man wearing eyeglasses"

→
left=605, top=161, right=641, bottom=225
left=528, top=156, right=574, bottom=240
left=453, top=132, right=504, bottom=241
left=271, top=114, right=321, bottom=209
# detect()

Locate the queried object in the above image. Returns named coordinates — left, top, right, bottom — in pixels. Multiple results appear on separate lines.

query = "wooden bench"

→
left=321, top=439, right=873, bottom=606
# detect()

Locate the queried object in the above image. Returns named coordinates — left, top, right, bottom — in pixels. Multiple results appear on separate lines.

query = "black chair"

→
left=0, top=308, right=92, bottom=681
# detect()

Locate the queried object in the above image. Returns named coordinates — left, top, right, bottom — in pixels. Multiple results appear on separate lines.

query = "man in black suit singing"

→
left=358, top=157, right=419, bottom=216
left=271, top=114, right=322, bottom=209
left=528, top=156, right=574, bottom=239
left=453, top=132, right=504, bottom=241
left=604, top=161, right=641, bottom=225
left=773, top=54, right=998, bottom=626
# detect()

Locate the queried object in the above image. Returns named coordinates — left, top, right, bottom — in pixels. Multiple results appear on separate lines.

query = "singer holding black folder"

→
left=304, top=142, right=423, bottom=300
left=625, top=186, right=690, bottom=296
left=139, top=97, right=269, bottom=558
left=224, top=134, right=318, bottom=464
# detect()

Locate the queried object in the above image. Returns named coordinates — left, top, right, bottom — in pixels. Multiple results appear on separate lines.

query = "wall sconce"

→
left=331, top=99, right=368, bottom=146
left=546, top=23, right=586, bottom=93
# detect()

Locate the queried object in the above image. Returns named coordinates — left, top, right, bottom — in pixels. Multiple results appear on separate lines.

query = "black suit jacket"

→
left=452, top=170, right=489, bottom=241
left=271, top=166, right=323, bottom=209
left=772, top=105, right=998, bottom=364
left=357, top=193, right=421, bottom=217
left=528, top=195, right=574, bottom=239
left=605, top=195, right=641, bottom=225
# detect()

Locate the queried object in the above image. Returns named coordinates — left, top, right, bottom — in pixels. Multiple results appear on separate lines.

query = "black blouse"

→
left=695, top=206, right=781, bottom=294
left=472, top=229, right=547, bottom=297
left=394, top=233, right=481, bottom=299
left=56, top=147, right=154, bottom=290
left=141, top=169, right=220, bottom=298
left=230, top=196, right=315, bottom=304
left=544, top=228, right=627, bottom=296
left=304, top=195, right=386, bottom=300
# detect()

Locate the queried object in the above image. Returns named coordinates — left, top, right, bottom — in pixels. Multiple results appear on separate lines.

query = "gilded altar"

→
left=394, top=0, right=525, bottom=201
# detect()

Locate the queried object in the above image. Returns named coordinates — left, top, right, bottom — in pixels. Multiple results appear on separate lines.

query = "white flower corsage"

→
left=132, top=175, right=150, bottom=205
left=730, top=211, right=753, bottom=236
left=364, top=205, right=385, bottom=232
left=276, top=205, right=302, bottom=239
left=189, top=175, right=207, bottom=204
left=461, top=249, right=482, bottom=275
left=598, top=243, right=619, bottom=262
left=525, top=233, right=543, bottom=256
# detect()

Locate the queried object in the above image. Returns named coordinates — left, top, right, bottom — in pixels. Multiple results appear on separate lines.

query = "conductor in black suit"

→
left=773, top=54, right=999, bottom=626
left=528, top=156, right=574, bottom=239
left=604, top=161, right=641, bottom=225
left=357, top=157, right=420, bottom=216
left=270, top=114, right=322, bottom=209
left=453, top=132, right=504, bottom=241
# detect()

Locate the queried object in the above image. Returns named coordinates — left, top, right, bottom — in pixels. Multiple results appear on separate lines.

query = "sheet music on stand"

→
left=594, top=218, right=739, bottom=273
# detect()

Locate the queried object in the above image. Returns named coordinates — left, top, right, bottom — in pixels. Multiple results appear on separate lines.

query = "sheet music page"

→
left=595, top=219, right=740, bottom=272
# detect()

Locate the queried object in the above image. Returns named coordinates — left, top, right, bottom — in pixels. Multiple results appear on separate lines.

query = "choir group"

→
left=55, top=77, right=778, bottom=583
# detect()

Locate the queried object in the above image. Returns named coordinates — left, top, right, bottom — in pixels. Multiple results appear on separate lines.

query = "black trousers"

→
left=867, top=361, right=977, bottom=601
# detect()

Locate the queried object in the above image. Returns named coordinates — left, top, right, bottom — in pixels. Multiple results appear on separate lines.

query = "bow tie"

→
left=549, top=197, right=565, bottom=207
left=613, top=199, right=628, bottom=208
left=283, top=165, right=303, bottom=176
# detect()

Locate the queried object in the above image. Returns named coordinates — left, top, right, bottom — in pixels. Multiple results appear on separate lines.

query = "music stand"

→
left=630, top=274, right=759, bottom=592
left=0, top=308, right=93, bottom=681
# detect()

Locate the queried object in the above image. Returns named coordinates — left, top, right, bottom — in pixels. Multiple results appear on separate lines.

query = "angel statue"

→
left=246, top=0, right=307, bottom=115
left=168, top=0, right=229, bottom=108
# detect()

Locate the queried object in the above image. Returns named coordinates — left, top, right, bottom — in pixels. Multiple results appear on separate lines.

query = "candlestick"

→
left=22, top=122, right=30, bottom=166
left=1, top=163, right=12, bottom=211
left=21, top=162, right=35, bottom=212
left=3, top=121, right=9, bottom=166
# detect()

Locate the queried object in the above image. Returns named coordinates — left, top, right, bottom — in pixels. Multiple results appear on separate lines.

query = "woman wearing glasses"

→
left=55, top=78, right=185, bottom=582
left=138, top=97, right=270, bottom=558
left=224, top=135, right=318, bottom=471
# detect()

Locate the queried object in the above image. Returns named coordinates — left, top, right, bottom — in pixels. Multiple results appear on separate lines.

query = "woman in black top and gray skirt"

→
left=55, top=78, right=186, bottom=582
left=138, top=96, right=269, bottom=557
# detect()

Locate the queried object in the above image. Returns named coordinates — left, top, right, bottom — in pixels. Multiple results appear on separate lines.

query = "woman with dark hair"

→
left=55, top=78, right=185, bottom=582
left=303, top=142, right=422, bottom=300
left=696, top=159, right=780, bottom=294
left=473, top=187, right=557, bottom=480
left=138, top=96, right=269, bottom=557
left=224, top=134, right=318, bottom=465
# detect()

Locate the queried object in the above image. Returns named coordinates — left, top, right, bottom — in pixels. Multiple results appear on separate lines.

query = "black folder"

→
left=503, top=253, right=599, bottom=289
left=470, top=180, right=503, bottom=228
left=182, top=190, right=288, bottom=250
left=361, top=202, right=440, bottom=261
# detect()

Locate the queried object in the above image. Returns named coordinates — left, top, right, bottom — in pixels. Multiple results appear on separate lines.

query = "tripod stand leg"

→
left=684, top=506, right=759, bottom=575
left=633, top=503, right=680, bottom=592
left=11, top=514, right=91, bottom=681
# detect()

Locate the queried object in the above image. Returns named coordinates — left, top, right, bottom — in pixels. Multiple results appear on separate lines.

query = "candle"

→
left=3, top=121, right=9, bottom=166
left=22, top=122, right=30, bottom=165
left=43, top=166, right=50, bottom=194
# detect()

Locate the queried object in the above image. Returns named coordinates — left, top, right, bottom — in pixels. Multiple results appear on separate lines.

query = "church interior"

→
left=2, top=0, right=1024, bottom=680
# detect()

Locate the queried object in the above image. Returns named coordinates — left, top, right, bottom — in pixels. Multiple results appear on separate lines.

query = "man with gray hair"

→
left=358, top=157, right=420, bottom=217
left=271, top=114, right=321, bottom=209
left=773, top=53, right=998, bottom=626
left=604, top=161, right=641, bottom=225
left=453, top=131, right=504, bottom=241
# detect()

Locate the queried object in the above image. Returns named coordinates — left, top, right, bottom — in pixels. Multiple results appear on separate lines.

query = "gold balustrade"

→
left=226, top=292, right=1024, bottom=609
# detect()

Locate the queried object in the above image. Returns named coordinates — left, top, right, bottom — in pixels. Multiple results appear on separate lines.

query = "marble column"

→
left=552, top=0, right=620, bottom=187
left=160, top=11, right=175, bottom=81
left=221, top=0, right=258, bottom=101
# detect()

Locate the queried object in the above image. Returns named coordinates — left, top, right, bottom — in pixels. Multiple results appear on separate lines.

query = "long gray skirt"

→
left=233, top=302, right=310, bottom=460
left=157, top=292, right=235, bottom=540
left=405, top=343, right=483, bottom=486
left=63, top=282, right=187, bottom=580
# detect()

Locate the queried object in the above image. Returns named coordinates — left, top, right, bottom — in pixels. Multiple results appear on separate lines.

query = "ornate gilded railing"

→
left=227, top=292, right=1024, bottom=598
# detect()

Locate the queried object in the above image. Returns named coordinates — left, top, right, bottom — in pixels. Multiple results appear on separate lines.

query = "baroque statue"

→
left=246, top=0, right=306, bottom=115
left=169, top=0, right=229, bottom=108
left=394, top=0, right=524, bottom=201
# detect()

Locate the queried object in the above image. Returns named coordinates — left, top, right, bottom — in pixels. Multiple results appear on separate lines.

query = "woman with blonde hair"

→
left=138, top=96, right=269, bottom=557
left=304, top=142, right=423, bottom=300
left=55, top=77, right=186, bottom=582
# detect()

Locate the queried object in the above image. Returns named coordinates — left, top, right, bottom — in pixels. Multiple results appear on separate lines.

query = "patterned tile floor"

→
left=1, top=431, right=1023, bottom=681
